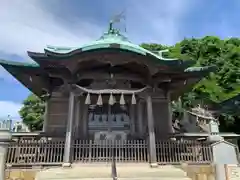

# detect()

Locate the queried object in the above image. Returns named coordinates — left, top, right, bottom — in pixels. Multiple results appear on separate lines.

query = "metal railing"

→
left=6, top=139, right=213, bottom=166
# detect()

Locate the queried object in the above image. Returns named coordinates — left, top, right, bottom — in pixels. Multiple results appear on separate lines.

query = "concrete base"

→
left=62, top=163, right=72, bottom=168
left=150, top=163, right=158, bottom=168
left=207, top=135, right=224, bottom=142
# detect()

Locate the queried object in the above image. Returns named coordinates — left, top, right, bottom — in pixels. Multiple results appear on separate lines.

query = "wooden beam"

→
left=76, top=72, right=144, bottom=82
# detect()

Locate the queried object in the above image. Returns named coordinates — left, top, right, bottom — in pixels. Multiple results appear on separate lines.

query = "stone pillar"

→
left=209, top=119, right=219, bottom=133
left=207, top=136, right=238, bottom=180
left=206, top=120, right=224, bottom=180
left=137, top=100, right=143, bottom=136
left=146, top=94, right=157, bottom=167
left=0, top=130, right=12, bottom=180
left=43, top=100, right=49, bottom=132
left=63, top=92, right=75, bottom=167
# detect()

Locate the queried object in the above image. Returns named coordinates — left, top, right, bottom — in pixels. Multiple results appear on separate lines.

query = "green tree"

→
left=141, top=37, right=240, bottom=128
left=19, top=94, right=45, bottom=131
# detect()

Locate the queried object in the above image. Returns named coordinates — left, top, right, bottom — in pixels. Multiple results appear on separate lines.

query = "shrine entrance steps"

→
left=35, top=163, right=191, bottom=180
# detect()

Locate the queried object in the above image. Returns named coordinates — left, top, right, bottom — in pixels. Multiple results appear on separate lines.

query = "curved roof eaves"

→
left=0, top=59, right=39, bottom=68
left=43, top=36, right=184, bottom=64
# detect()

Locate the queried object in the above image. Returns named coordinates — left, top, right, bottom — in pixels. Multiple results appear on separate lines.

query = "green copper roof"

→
left=0, top=59, right=39, bottom=67
left=46, top=32, right=158, bottom=56
left=184, top=66, right=216, bottom=73
left=44, top=24, right=178, bottom=62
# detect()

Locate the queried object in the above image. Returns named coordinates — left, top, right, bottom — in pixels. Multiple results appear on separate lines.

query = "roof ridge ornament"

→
left=108, top=12, right=126, bottom=35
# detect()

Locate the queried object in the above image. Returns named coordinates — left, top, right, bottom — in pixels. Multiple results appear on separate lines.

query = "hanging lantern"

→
left=109, top=93, right=115, bottom=105
left=120, top=93, right=125, bottom=105
left=131, top=93, right=136, bottom=104
left=85, top=93, right=91, bottom=105
left=97, top=94, right=103, bottom=106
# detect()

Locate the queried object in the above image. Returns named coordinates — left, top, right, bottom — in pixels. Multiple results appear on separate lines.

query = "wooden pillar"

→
left=129, top=104, right=136, bottom=136
left=137, top=100, right=143, bottom=136
left=166, top=92, right=173, bottom=134
left=82, top=104, right=89, bottom=138
left=63, top=92, right=75, bottom=167
left=74, top=98, right=81, bottom=137
left=43, top=100, right=49, bottom=132
left=146, top=94, right=157, bottom=167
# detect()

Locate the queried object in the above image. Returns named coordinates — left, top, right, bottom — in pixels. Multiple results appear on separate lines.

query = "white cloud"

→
left=0, top=101, right=23, bottom=120
left=0, top=0, right=99, bottom=57
left=0, top=0, right=196, bottom=58
left=0, top=0, right=101, bottom=81
left=128, top=0, right=195, bottom=45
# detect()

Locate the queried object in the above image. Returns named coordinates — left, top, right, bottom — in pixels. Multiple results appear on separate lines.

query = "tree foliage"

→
left=19, top=94, right=45, bottom=131
left=141, top=36, right=240, bottom=131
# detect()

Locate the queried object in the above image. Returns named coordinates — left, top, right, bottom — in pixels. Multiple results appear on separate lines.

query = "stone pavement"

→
left=35, top=163, right=191, bottom=180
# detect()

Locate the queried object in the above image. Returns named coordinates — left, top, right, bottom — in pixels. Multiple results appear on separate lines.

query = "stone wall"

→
left=181, top=164, right=215, bottom=180
left=225, top=165, right=240, bottom=180
left=5, top=169, right=38, bottom=180
left=4, top=164, right=219, bottom=180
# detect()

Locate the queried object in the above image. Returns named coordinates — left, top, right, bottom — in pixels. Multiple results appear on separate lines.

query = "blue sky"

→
left=0, top=0, right=240, bottom=120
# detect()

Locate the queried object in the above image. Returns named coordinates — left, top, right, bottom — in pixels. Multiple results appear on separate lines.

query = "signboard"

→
left=225, top=165, right=240, bottom=180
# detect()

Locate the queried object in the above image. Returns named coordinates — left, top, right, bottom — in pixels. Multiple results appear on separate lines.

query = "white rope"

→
left=74, top=84, right=149, bottom=94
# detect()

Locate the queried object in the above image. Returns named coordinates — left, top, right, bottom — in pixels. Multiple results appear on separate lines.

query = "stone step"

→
left=36, top=179, right=190, bottom=180
left=35, top=164, right=191, bottom=180
left=118, top=178, right=191, bottom=180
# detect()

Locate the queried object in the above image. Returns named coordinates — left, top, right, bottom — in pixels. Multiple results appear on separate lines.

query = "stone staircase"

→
left=35, top=163, right=191, bottom=180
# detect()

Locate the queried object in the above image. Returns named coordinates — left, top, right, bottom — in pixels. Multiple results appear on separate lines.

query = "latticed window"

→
left=88, top=103, right=130, bottom=131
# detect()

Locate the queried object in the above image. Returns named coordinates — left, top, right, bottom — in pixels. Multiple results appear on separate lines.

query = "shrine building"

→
left=0, top=21, right=216, bottom=166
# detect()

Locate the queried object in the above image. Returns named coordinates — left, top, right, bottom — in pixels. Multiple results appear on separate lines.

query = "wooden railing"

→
left=72, top=140, right=148, bottom=163
left=156, top=140, right=213, bottom=164
left=6, top=139, right=213, bottom=166
left=7, top=139, right=65, bottom=166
